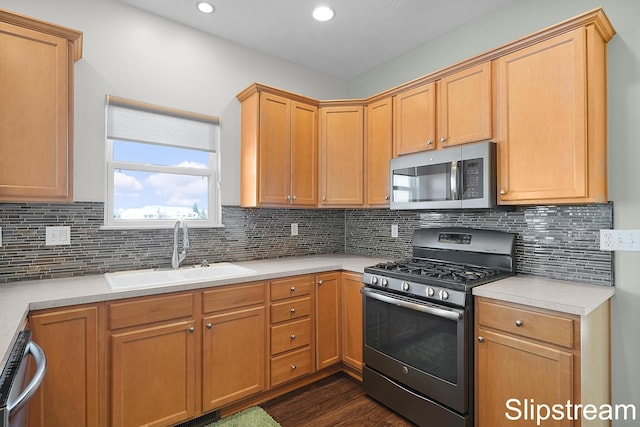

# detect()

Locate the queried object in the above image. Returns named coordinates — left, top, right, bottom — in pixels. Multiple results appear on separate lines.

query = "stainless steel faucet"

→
left=171, top=218, right=190, bottom=269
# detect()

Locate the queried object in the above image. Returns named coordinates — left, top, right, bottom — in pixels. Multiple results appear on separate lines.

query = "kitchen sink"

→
left=105, top=263, right=257, bottom=290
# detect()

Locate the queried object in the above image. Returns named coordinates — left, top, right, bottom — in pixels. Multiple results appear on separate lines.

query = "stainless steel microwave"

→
left=390, top=141, right=496, bottom=210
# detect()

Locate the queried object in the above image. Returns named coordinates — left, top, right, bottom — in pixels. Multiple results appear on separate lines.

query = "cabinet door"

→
left=437, top=62, right=491, bottom=148
left=495, top=28, right=589, bottom=204
left=111, top=321, right=196, bottom=427
left=393, top=82, right=436, bottom=156
left=315, top=272, right=341, bottom=370
left=319, top=106, right=364, bottom=206
left=476, top=328, right=574, bottom=427
left=290, top=101, right=318, bottom=206
left=202, top=306, right=266, bottom=412
left=258, top=92, right=292, bottom=205
left=366, top=98, right=392, bottom=206
left=0, top=21, right=72, bottom=201
left=29, top=306, right=101, bottom=427
left=341, top=272, right=363, bottom=371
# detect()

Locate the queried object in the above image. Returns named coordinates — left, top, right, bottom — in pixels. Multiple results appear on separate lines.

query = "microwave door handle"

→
left=450, top=161, right=458, bottom=200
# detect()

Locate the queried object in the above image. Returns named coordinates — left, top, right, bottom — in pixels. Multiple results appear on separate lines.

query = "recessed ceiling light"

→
left=312, top=6, right=335, bottom=22
left=196, top=2, right=215, bottom=14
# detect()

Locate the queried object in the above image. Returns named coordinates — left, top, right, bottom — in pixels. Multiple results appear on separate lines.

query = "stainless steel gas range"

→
left=361, top=227, right=516, bottom=427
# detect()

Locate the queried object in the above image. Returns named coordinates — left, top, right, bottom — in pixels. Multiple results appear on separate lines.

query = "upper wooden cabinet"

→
left=495, top=20, right=613, bottom=205
left=393, top=62, right=491, bottom=157
left=366, top=97, right=393, bottom=206
left=393, top=82, right=436, bottom=155
left=318, top=104, right=365, bottom=207
left=437, top=62, right=492, bottom=148
left=0, top=10, right=82, bottom=202
left=238, top=85, right=318, bottom=207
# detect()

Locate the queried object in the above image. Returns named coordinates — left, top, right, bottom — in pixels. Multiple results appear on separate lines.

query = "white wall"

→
left=349, top=0, right=640, bottom=424
left=0, top=0, right=347, bottom=206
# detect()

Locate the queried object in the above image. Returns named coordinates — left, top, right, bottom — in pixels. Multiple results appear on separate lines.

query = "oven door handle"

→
left=361, top=288, right=462, bottom=321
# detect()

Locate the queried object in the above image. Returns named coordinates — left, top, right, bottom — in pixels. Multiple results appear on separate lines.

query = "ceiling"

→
left=120, top=0, right=514, bottom=80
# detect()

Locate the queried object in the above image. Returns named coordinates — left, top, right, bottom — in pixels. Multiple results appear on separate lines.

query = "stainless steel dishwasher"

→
left=0, top=331, right=46, bottom=427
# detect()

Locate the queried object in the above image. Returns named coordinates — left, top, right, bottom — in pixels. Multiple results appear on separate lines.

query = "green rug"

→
left=205, top=407, right=281, bottom=427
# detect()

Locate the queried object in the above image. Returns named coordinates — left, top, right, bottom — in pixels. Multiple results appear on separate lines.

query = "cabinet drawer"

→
left=109, top=293, right=193, bottom=330
left=270, top=347, right=312, bottom=387
left=202, top=282, right=265, bottom=313
left=271, top=297, right=311, bottom=323
left=270, top=275, right=313, bottom=301
left=477, top=299, right=574, bottom=348
left=271, top=318, right=311, bottom=355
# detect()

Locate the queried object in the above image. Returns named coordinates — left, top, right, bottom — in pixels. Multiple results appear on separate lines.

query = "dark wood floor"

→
left=261, top=373, right=416, bottom=427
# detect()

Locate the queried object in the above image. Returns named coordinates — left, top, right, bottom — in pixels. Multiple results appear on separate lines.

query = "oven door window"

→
left=365, top=295, right=460, bottom=384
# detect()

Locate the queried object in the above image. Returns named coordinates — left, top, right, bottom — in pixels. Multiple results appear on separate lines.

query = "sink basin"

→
left=105, top=263, right=257, bottom=290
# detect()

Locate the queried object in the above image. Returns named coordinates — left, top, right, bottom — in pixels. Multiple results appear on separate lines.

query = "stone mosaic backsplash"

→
left=0, top=202, right=613, bottom=286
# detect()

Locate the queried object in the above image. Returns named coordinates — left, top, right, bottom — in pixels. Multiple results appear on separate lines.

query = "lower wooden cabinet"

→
left=111, top=320, right=197, bottom=427
left=108, top=292, right=196, bottom=427
left=202, top=299, right=266, bottom=411
left=341, top=272, right=363, bottom=371
left=29, top=305, right=102, bottom=427
left=475, top=297, right=610, bottom=427
left=269, top=275, right=314, bottom=386
left=315, top=271, right=341, bottom=370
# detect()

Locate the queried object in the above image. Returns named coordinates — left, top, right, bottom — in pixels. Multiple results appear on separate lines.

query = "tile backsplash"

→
left=0, top=202, right=613, bottom=286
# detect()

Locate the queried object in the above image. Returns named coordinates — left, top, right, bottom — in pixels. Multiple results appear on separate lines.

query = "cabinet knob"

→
left=291, top=364, right=297, bottom=370
left=385, top=195, right=390, bottom=200
left=317, top=280, right=323, bottom=285
left=322, top=196, right=326, bottom=201
left=477, top=336, right=485, bottom=343
left=290, top=286, right=296, bottom=292
left=427, top=140, right=433, bottom=145
left=500, top=189, right=506, bottom=195
left=440, top=137, right=446, bottom=143
left=292, top=195, right=297, bottom=201
left=290, top=334, right=296, bottom=340
left=290, top=308, right=296, bottom=314
left=515, top=320, right=524, bottom=327
left=206, top=323, right=212, bottom=329
left=188, top=326, right=195, bottom=333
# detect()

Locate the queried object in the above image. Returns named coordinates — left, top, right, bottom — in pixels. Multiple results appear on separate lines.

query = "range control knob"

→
left=381, top=278, right=389, bottom=287
left=439, top=289, right=449, bottom=300
left=402, top=281, right=410, bottom=291
left=372, top=276, right=379, bottom=285
left=427, top=287, right=435, bottom=297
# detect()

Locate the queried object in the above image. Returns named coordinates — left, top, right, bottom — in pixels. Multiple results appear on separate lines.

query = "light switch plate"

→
left=600, top=229, right=640, bottom=252
left=291, top=223, right=299, bottom=236
left=46, top=226, right=71, bottom=246
left=391, top=224, right=399, bottom=238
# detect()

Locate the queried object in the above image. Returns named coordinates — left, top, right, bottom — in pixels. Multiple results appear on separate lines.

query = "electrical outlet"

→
left=46, top=226, right=71, bottom=246
left=391, top=224, right=399, bottom=238
left=600, top=229, right=640, bottom=252
left=291, top=223, right=298, bottom=236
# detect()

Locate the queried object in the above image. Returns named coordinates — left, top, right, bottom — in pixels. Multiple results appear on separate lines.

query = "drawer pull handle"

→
left=290, top=334, right=296, bottom=340
left=478, top=336, right=485, bottom=343
left=206, top=323, right=212, bottom=329
left=291, top=364, right=297, bottom=370
left=290, top=286, right=296, bottom=292
left=290, top=308, right=296, bottom=314
left=515, top=320, right=524, bottom=327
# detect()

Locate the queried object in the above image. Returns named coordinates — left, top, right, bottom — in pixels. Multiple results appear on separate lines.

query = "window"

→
left=104, top=95, right=221, bottom=228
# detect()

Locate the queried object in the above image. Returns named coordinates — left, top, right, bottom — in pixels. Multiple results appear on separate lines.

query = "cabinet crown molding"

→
left=0, top=8, right=83, bottom=61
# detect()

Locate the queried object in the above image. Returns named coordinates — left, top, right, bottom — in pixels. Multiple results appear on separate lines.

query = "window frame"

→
left=103, top=96, right=222, bottom=229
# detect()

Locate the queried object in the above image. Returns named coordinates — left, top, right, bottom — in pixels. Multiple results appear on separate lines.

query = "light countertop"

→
left=472, top=274, right=615, bottom=316
left=1, top=254, right=614, bottom=372
left=0, top=254, right=389, bottom=372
